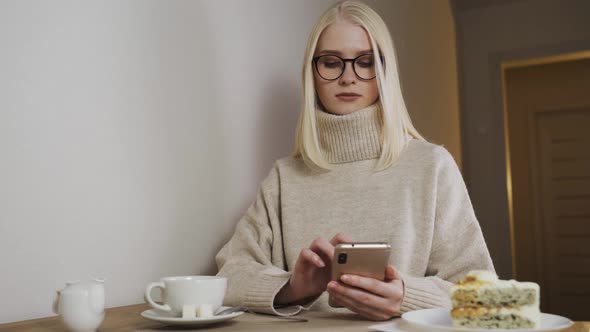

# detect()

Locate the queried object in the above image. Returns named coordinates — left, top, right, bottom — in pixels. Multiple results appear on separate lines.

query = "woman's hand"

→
left=327, top=264, right=404, bottom=321
left=275, top=233, right=352, bottom=305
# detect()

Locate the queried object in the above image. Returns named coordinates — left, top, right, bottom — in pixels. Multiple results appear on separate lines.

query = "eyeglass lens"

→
left=316, top=54, right=376, bottom=80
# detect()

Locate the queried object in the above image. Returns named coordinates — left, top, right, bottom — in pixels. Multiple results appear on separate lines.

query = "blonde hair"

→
left=292, top=0, right=424, bottom=171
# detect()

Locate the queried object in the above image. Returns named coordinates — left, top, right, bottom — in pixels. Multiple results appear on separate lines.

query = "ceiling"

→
left=452, top=0, right=525, bottom=12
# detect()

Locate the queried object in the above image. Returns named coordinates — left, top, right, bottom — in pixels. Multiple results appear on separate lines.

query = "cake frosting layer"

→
left=449, top=270, right=541, bottom=329
left=451, top=305, right=540, bottom=329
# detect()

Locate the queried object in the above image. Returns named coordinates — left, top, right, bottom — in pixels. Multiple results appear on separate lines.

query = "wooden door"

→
left=504, top=55, right=590, bottom=320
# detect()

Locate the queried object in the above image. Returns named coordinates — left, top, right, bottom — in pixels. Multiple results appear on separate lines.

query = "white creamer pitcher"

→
left=53, top=278, right=105, bottom=332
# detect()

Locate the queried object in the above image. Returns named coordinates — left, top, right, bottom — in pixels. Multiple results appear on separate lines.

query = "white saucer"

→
left=402, top=308, right=573, bottom=332
left=141, top=306, right=244, bottom=326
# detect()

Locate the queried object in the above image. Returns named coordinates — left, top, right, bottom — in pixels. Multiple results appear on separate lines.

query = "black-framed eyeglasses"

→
left=312, top=54, right=384, bottom=81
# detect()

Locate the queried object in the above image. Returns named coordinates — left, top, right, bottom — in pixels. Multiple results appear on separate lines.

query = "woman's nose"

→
left=339, top=62, right=356, bottom=85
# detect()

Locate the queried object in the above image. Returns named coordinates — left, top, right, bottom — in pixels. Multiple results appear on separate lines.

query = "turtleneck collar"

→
left=315, top=103, right=383, bottom=164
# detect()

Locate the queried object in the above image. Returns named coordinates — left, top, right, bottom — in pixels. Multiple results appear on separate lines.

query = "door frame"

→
left=500, top=50, right=590, bottom=279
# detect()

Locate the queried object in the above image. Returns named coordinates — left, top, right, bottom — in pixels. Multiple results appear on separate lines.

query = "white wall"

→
left=0, top=0, right=458, bottom=323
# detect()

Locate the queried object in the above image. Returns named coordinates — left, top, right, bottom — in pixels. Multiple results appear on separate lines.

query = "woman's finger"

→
left=340, top=274, right=396, bottom=298
left=328, top=287, right=390, bottom=321
left=328, top=280, right=390, bottom=312
left=309, top=237, right=336, bottom=261
left=384, top=265, right=396, bottom=281
left=329, top=232, right=353, bottom=246
left=330, top=276, right=403, bottom=319
left=328, top=290, right=376, bottom=319
left=385, top=265, right=402, bottom=281
left=300, top=247, right=325, bottom=268
left=385, top=265, right=394, bottom=281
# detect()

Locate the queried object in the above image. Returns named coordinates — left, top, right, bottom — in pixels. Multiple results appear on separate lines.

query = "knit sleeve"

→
left=400, top=146, right=495, bottom=313
left=215, top=164, right=303, bottom=316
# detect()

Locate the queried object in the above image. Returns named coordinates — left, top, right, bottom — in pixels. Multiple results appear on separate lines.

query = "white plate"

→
left=140, top=306, right=244, bottom=326
left=401, top=308, right=573, bottom=332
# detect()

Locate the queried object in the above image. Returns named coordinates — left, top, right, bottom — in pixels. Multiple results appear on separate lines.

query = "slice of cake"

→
left=450, top=270, right=540, bottom=329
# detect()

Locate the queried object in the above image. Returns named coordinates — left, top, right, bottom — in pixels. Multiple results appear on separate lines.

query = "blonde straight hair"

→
left=292, top=0, right=424, bottom=171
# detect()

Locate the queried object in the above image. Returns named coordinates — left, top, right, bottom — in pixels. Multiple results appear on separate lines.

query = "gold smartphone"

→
left=329, top=242, right=391, bottom=308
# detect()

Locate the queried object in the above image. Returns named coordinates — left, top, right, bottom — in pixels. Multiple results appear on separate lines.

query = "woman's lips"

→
left=336, top=93, right=361, bottom=102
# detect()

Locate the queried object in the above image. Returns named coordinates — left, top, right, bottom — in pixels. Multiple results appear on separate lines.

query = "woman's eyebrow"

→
left=317, top=49, right=373, bottom=56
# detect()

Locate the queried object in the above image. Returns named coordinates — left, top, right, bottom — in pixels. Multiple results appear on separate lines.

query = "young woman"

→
left=215, top=1, right=494, bottom=321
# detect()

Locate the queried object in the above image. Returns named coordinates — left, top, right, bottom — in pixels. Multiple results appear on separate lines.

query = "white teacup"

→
left=144, top=276, right=226, bottom=317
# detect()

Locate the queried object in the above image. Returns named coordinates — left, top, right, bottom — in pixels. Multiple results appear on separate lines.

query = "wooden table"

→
left=0, top=304, right=588, bottom=332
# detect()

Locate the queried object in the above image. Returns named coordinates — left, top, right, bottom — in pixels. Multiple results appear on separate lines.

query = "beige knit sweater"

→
left=215, top=103, right=494, bottom=316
